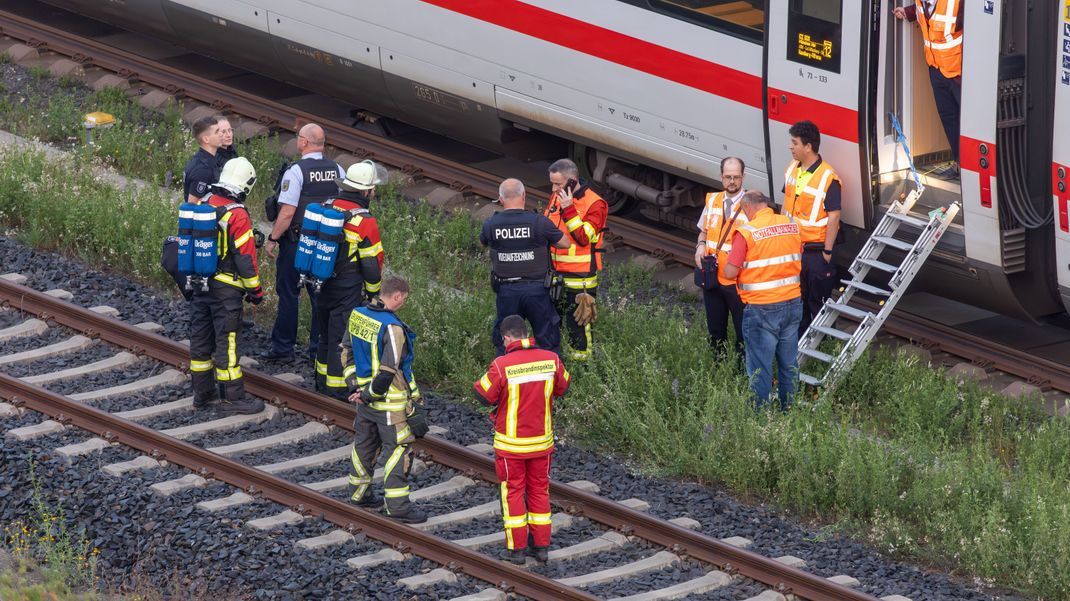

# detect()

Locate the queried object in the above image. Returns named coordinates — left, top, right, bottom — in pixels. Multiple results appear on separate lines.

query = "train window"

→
left=646, top=1, right=766, bottom=41
left=787, top=0, right=842, bottom=73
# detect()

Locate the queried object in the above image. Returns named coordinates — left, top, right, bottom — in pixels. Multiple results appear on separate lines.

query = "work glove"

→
left=245, top=286, right=264, bottom=305
left=573, top=292, right=598, bottom=327
left=407, top=403, right=430, bottom=438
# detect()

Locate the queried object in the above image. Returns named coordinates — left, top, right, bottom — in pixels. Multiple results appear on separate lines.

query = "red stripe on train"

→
left=419, top=0, right=860, bottom=143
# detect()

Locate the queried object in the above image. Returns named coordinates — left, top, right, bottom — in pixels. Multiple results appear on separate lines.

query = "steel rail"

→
left=0, top=278, right=875, bottom=601
left=0, top=372, right=598, bottom=601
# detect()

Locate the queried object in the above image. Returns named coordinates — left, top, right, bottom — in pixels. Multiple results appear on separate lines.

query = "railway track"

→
left=2, top=6, right=1065, bottom=403
left=0, top=274, right=908, bottom=601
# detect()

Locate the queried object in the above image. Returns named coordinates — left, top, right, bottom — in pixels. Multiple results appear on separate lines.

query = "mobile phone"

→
left=565, top=178, right=578, bottom=195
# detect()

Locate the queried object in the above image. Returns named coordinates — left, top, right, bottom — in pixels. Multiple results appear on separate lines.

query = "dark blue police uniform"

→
left=480, top=209, right=564, bottom=355
left=183, top=149, right=220, bottom=201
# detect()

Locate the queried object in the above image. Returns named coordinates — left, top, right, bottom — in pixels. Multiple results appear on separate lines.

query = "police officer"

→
left=313, top=160, right=386, bottom=400
left=215, top=115, right=239, bottom=169
left=189, top=157, right=267, bottom=416
left=544, top=159, right=609, bottom=361
left=183, top=115, right=222, bottom=204
left=262, top=123, right=344, bottom=361
left=480, top=178, right=570, bottom=355
left=345, top=277, right=428, bottom=524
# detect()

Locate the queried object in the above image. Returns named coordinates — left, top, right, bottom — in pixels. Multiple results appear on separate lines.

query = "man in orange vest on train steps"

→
left=782, top=120, right=841, bottom=338
left=544, top=159, right=609, bottom=362
left=894, top=0, right=963, bottom=169
left=473, top=315, right=571, bottom=565
left=723, top=191, right=803, bottom=411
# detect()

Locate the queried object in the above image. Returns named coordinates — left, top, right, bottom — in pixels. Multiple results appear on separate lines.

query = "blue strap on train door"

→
left=888, top=112, right=923, bottom=192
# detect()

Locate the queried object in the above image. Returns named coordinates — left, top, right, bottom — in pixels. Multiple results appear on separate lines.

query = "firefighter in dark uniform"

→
left=214, top=115, right=239, bottom=169
left=313, top=160, right=386, bottom=400
left=183, top=115, right=222, bottom=204
left=345, top=277, right=428, bottom=524
left=480, top=178, right=570, bottom=355
left=262, top=123, right=344, bottom=361
left=188, top=157, right=266, bottom=415
left=544, top=159, right=609, bottom=362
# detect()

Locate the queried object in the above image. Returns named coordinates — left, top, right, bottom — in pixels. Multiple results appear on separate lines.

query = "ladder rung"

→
left=856, top=257, right=898, bottom=273
left=827, top=302, right=872, bottom=320
left=843, top=279, right=890, bottom=296
left=812, top=325, right=852, bottom=341
left=799, top=348, right=834, bottom=363
left=886, top=212, right=931, bottom=228
left=872, top=236, right=914, bottom=251
left=799, top=372, right=823, bottom=386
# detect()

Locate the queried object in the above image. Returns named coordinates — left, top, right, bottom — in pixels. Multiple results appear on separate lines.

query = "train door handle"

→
left=769, top=93, right=780, bottom=115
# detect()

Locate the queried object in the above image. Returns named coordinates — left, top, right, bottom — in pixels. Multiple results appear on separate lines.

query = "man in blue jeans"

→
left=722, top=191, right=803, bottom=410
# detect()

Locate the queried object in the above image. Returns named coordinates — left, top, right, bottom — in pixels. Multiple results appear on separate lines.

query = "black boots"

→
left=526, top=545, right=549, bottom=563
left=498, top=548, right=526, bottom=565
left=215, top=396, right=265, bottom=416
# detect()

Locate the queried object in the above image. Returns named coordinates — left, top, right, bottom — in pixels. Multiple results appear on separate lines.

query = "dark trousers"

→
left=189, top=286, right=245, bottom=404
left=557, top=286, right=597, bottom=361
left=314, top=279, right=363, bottom=400
left=348, top=403, right=415, bottom=515
left=269, top=238, right=319, bottom=355
left=702, top=283, right=744, bottom=368
left=493, top=282, right=561, bottom=355
left=799, top=249, right=837, bottom=338
left=929, top=66, right=962, bottom=163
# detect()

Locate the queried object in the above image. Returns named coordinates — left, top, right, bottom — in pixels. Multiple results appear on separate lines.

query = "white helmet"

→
left=336, top=160, right=387, bottom=192
left=217, top=157, right=257, bottom=197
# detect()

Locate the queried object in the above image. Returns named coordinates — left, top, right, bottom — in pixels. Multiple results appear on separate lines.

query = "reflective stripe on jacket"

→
left=702, top=191, right=748, bottom=286
left=545, top=186, right=607, bottom=279
left=737, top=208, right=802, bottom=305
left=347, top=304, right=419, bottom=410
left=474, top=338, right=570, bottom=457
left=916, top=0, right=963, bottom=79
left=207, top=194, right=260, bottom=291
left=782, top=160, right=840, bottom=245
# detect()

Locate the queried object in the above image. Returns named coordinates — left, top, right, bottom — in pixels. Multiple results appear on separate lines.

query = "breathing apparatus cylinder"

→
left=191, top=203, right=219, bottom=290
left=295, top=203, right=324, bottom=281
left=177, top=202, right=197, bottom=289
left=309, top=207, right=344, bottom=290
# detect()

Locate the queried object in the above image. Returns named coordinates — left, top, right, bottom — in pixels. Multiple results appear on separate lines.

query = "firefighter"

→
left=481, top=178, right=570, bottom=355
left=182, top=115, right=222, bottom=204
left=313, top=160, right=386, bottom=400
left=894, top=0, right=962, bottom=169
left=188, top=157, right=266, bottom=415
left=694, top=157, right=748, bottom=367
left=544, top=159, right=608, bottom=361
left=345, top=277, right=428, bottom=524
left=781, top=120, right=840, bottom=337
left=262, top=123, right=345, bottom=362
left=474, top=315, right=570, bottom=564
left=723, top=191, right=803, bottom=411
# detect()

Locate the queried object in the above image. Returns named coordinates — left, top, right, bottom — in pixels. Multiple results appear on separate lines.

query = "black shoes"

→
left=498, top=548, right=526, bottom=565
left=193, top=397, right=219, bottom=411
left=259, top=349, right=296, bottom=362
left=386, top=508, right=428, bottom=524
left=215, top=396, right=266, bottom=416
left=353, top=493, right=383, bottom=509
left=526, top=545, right=549, bottom=563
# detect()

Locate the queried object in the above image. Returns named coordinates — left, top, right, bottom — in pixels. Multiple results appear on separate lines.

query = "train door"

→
left=764, top=0, right=873, bottom=230
left=1053, top=2, right=1070, bottom=314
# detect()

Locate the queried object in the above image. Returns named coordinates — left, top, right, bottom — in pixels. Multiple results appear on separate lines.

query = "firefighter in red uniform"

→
left=473, top=315, right=570, bottom=564
left=544, top=158, right=608, bottom=361
left=189, top=157, right=266, bottom=415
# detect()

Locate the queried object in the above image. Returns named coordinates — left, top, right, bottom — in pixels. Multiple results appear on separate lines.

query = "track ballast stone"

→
left=0, top=236, right=1022, bottom=599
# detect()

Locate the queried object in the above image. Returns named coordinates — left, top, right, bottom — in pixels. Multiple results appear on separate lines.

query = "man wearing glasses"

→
left=262, top=123, right=344, bottom=362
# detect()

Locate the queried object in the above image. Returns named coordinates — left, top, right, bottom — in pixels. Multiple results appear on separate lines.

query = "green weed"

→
left=26, top=65, right=50, bottom=79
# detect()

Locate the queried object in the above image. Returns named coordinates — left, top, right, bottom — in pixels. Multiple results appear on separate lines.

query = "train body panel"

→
left=43, top=0, right=1065, bottom=319
left=1053, top=2, right=1070, bottom=314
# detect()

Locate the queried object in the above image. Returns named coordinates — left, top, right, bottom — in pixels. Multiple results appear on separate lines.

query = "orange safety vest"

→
left=915, top=0, right=962, bottom=79
left=701, top=191, right=749, bottom=286
left=783, top=159, right=840, bottom=245
left=545, top=189, right=605, bottom=279
left=736, top=208, right=802, bottom=305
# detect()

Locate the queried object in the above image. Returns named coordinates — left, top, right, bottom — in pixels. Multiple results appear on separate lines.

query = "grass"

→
left=1, top=73, right=1069, bottom=599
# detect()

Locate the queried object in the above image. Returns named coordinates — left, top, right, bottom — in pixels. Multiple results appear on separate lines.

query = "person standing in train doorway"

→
left=893, top=0, right=963, bottom=177
left=782, top=120, right=841, bottom=338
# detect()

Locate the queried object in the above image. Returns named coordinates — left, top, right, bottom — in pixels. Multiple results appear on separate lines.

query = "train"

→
left=40, top=0, right=1069, bottom=320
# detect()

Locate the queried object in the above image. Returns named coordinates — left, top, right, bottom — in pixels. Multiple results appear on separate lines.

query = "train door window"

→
left=786, top=0, right=842, bottom=73
left=649, top=1, right=766, bottom=40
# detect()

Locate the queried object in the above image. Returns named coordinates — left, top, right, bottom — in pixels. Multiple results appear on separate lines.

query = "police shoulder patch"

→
left=194, top=181, right=208, bottom=195
left=281, top=180, right=290, bottom=192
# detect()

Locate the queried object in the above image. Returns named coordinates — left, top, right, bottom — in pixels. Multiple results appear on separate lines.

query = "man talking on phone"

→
left=543, top=159, right=609, bottom=362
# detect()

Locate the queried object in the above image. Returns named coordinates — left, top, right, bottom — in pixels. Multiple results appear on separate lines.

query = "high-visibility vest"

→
left=701, top=191, right=749, bottom=286
left=545, top=189, right=605, bottom=276
left=345, top=305, right=420, bottom=411
left=736, top=208, right=802, bottom=305
left=916, top=0, right=963, bottom=79
left=783, top=159, right=840, bottom=245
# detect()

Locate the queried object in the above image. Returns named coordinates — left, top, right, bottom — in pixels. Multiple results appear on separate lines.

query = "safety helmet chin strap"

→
left=214, top=182, right=246, bottom=200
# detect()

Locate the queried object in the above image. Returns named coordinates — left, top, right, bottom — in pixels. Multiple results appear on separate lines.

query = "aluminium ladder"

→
left=797, top=188, right=960, bottom=389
